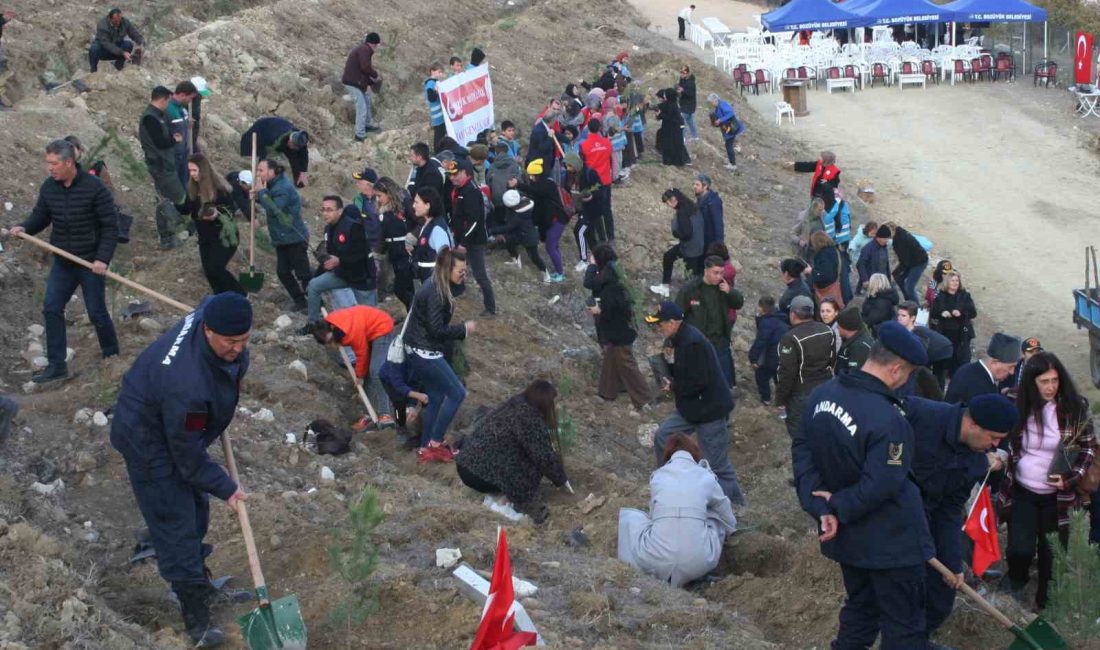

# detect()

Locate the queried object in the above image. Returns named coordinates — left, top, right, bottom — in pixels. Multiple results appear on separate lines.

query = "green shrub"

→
left=1044, top=508, right=1100, bottom=642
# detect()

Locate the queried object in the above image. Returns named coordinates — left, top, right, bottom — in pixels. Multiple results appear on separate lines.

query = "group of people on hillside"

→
left=4, top=8, right=1099, bottom=649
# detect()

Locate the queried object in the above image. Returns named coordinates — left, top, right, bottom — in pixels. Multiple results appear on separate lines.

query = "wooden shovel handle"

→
left=221, top=433, right=270, bottom=605
left=320, top=307, right=379, bottom=423
left=15, top=232, right=194, bottom=313
left=927, top=558, right=1015, bottom=629
left=249, top=132, right=257, bottom=268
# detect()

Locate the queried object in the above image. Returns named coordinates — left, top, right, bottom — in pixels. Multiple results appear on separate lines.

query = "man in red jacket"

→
left=312, top=305, right=396, bottom=431
left=579, top=118, right=615, bottom=243
left=341, top=32, right=383, bottom=142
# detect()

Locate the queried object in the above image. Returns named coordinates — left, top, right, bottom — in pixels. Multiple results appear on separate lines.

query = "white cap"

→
left=191, top=76, right=211, bottom=97
left=238, top=170, right=253, bottom=185
left=502, top=189, right=521, bottom=208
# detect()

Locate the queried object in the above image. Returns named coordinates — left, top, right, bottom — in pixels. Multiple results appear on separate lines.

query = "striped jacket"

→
left=775, top=321, right=836, bottom=408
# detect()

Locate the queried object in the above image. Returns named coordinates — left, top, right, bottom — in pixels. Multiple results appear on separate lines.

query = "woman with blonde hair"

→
left=860, top=272, right=898, bottom=334
left=373, top=177, right=415, bottom=310
left=403, top=248, right=475, bottom=462
left=186, top=153, right=241, bottom=294
left=931, top=270, right=977, bottom=377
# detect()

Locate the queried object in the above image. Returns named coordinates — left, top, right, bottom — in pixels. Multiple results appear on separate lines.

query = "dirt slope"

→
left=0, top=0, right=1031, bottom=648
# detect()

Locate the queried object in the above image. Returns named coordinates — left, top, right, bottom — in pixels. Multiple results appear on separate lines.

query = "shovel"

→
left=221, top=433, right=307, bottom=649
left=238, top=132, right=265, bottom=293
left=927, top=558, right=1067, bottom=650
left=8, top=231, right=194, bottom=313
left=320, top=307, right=378, bottom=424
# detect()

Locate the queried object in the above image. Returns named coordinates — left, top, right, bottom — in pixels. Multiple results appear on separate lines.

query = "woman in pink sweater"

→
left=999, top=352, right=1097, bottom=609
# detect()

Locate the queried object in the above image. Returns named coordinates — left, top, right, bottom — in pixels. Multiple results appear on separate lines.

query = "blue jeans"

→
left=681, top=112, right=699, bottom=139
left=306, top=270, right=376, bottom=322
left=407, top=353, right=466, bottom=445
left=900, top=263, right=927, bottom=303
left=652, top=411, right=745, bottom=506
left=344, top=84, right=375, bottom=138
left=714, top=338, right=735, bottom=388
left=364, top=332, right=394, bottom=418
left=723, top=137, right=737, bottom=166
left=44, top=258, right=119, bottom=367
left=88, top=39, right=133, bottom=72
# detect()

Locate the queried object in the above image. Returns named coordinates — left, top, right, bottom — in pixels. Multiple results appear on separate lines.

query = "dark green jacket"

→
left=95, top=15, right=144, bottom=56
left=675, top=277, right=744, bottom=344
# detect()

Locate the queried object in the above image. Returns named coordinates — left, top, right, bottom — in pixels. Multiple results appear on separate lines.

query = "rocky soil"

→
left=0, top=0, right=1035, bottom=648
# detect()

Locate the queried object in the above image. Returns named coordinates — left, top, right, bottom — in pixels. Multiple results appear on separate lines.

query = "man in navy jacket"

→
left=110, top=293, right=252, bottom=647
left=904, top=394, right=1016, bottom=641
left=305, top=196, right=375, bottom=325
left=794, top=322, right=933, bottom=649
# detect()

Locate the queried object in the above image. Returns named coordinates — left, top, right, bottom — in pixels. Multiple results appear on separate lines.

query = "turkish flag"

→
left=469, top=528, right=538, bottom=650
left=1075, top=32, right=1095, bottom=86
left=963, top=486, right=1001, bottom=577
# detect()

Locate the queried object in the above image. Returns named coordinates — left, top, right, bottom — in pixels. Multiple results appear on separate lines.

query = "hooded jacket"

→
left=668, top=322, right=734, bottom=424
left=793, top=371, right=934, bottom=569
left=257, top=173, right=308, bottom=246
left=324, top=306, right=394, bottom=379
left=516, top=174, right=568, bottom=229
left=671, top=201, right=704, bottom=259
left=696, top=190, right=724, bottom=247
left=489, top=197, right=538, bottom=248
left=588, top=264, right=637, bottom=347
left=109, top=299, right=247, bottom=501
left=749, top=310, right=790, bottom=369
left=487, top=156, right=522, bottom=206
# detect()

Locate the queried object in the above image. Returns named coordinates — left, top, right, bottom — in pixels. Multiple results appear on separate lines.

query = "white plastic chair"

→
left=775, top=102, right=795, bottom=125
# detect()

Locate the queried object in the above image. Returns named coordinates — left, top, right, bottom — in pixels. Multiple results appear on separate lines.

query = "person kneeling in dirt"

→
left=618, top=433, right=737, bottom=587
left=88, top=7, right=144, bottom=73
left=904, top=394, right=1016, bottom=646
left=646, top=302, right=746, bottom=507
left=453, top=380, right=569, bottom=524
left=793, top=322, right=933, bottom=650
left=311, top=305, right=396, bottom=432
left=379, top=356, right=428, bottom=449
left=109, top=292, right=253, bottom=648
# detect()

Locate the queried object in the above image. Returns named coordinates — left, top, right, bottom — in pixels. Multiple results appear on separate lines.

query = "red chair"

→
left=826, top=66, right=841, bottom=79
left=997, top=53, right=1016, bottom=80
left=953, top=59, right=972, bottom=83
left=754, top=68, right=769, bottom=93
left=870, top=62, right=887, bottom=87
left=797, top=65, right=816, bottom=89
left=971, top=58, right=990, bottom=82
left=992, top=57, right=1011, bottom=82
left=738, top=70, right=754, bottom=96
left=901, top=61, right=916, bottom=75
left=1034, top=61, right=1057, bottom=87
left=921, top=60, right=939, bottom=84
left=785, top=67, right=798, bottom=81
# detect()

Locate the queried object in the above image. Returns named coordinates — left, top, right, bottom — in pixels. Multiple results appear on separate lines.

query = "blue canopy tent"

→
left=761, top=0, right=870, bottom=33
left=941, top=0, right=1048, bottom=69
left=852, top=0, right=949, bottom=26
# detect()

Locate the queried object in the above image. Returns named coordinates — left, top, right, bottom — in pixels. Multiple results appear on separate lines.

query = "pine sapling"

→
left=327, top=486, right=385, bottom=645
left=1044, top=509, right=1100, bottom=642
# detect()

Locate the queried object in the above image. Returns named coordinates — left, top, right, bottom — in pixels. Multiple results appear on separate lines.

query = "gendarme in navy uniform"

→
left=793, top=321, right=934, bottom=650
left=110, top=292, right=253, bottom=648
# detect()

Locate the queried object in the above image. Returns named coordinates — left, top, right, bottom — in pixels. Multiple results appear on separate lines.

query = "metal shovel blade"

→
left=1007, top=617, right=1069, bottom=650
left=238, top=268, right=265, bottom=294
left=237, top=590, right=306, bottom=650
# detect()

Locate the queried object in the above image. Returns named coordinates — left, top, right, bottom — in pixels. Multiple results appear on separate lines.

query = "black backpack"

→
left=307, top=419, right=353, bottom=456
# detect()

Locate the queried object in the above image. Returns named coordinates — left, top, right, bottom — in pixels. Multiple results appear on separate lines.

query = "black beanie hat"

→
left=203, top=292, right=253, bottom=336
left=470, top=47, right=486, bottom=66
left=876, top=224, right=892, bottom=238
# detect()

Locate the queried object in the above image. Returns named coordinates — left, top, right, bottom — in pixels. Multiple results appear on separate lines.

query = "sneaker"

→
left=352, top=416, right=378, bottom=433
left=377, top=414, right=396, bottom=430
left=479, top=309, right=497, bottom=319
left=354, top=135, right=366, bottom=142
left=725, top=163, right=737, bottom=171
left=32, top=364, right=69, bottom=384
left=649, top=284, right=670, bottom=297
left=543, top=271, right=553, bottom=284
left=295, top=322, right=315, bottom=336
left=510, top=256, right=522, bottom=269
left=549, top=273, right=565, bottom=283
left=159, top=236, right=181, bottom=250
left=574, top=260, right=589, bottom=273
left=364, top=125, right=383, bottom=134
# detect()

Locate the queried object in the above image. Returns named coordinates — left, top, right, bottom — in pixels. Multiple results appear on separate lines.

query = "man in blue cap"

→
left=793, top=321, right=934, bottom=649
left=904, top=393, right=1017, bottom=648
left=646, top=301, right=745, bottom=506
left=110, top=292, right=253, bottom=648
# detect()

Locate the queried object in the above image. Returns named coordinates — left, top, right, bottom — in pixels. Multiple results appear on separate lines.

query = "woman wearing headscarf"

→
left=455, top=380, right=569, bottom=523
left=654, top=88, right=691, bottom=167
left=1000, top=352, right=1097, bottom=610
left=618, top=433, right=737, bottom=587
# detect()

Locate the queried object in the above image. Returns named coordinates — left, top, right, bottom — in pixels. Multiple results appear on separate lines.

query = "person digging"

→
left=311, top=305, right=397, bottom=432
left=110, top=292, right=254, bottom=648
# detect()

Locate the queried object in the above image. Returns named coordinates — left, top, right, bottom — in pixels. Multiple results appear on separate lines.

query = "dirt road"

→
left=632, top=0, right=1100, bottom=398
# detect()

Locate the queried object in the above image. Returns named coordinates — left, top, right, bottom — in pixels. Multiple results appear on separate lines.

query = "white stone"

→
left=31, top=356, right=48, bottom=370
left=285, top=432, right=297, bottom=445
left=237, top=406, right=253, bottom=416
left=636, top=423, right=658, bottom=448
left=31, top=478, right=65, bottom=496
left=513, top=577, right=538, bottom=598
left=306, top=487, right=318, bottom=495
left=4, top=202, right=12, bottom=211
left=83, top=520, right=93, bottom=529
left=288, top=360, right=308, bottom=381
left=320, top=466, right=335, bottom=482
left=92, top=412, right=108, bottom=427
left=21, top=381, right=36, bottom=394
left=138, top=318, right=162, bottom=333
left=274, top=314, right=293, bottom=330
left=251, top=408, right=274, bottom=422
left=73, top=408, right=93, bottom=425
left=27, top=324, right=44, bottom=337
left=435, top=548, right=462, bottom=569
left=65, top=347, right=75, bottom=363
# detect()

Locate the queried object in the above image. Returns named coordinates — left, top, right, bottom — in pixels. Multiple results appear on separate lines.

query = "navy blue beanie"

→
left=968, top=394, right=1018, bottom=434
left=877, top=321, right=928, bottom=367
left=203, top=292, right=253, bottom=336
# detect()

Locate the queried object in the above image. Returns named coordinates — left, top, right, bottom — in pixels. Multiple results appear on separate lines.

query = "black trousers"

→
left=754, top=364, right=777, bottom=403
left=457, top=463, right=501, bottom=494
left=275, top=242, right=311, bottom=303
left=597, top=184, right=615, bottom=241
left=661, top=244, right=702, bottom=284
left=678, top=17, right=687, bottom=40
left=391, top=259, right=416, bottom=311
left=198, top=242, right=244, bottom=295
left=505, top=242, right=547, bottom=272
left=1006, top=484, right=1067, bottom=609
left=465, top=244, right=497, bottom=314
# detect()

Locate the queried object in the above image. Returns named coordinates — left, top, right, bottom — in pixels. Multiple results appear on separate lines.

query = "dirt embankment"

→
left=0, top=0, right=1032, bottom=648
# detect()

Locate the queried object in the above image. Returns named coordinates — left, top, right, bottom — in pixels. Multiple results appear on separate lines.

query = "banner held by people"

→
left=438, top=63, right=494, bottom=147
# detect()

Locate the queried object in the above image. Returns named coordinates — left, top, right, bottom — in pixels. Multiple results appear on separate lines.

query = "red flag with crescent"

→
left=963, top=486, right=1001, bottom=576
left=1076, top=32, right=1094, bottom=86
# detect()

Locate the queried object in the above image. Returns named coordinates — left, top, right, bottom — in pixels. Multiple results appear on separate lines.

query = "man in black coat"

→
left=777, top=296, right=836, bottom=439
left=887, top=223, right=928, bottom=303
left=405, top=142, right=445, bottom=199
left=88, top=7, right=144, bottom=72
left=835, top=306, right=873, bottom=375
left=647, top=301, right=745, bottom=505
left=138, top=85, right=187, bottom=249
left=446, top=158, right=495, bottom=316
left=7, top=139, right=119, bottom=384
left=778, top=258, right=812, bottom=317
left=676, top=66, right=699, bottom=141
left=303, top=196, right=375, bottom=327
left=944, top=333, right=1020, bottom=405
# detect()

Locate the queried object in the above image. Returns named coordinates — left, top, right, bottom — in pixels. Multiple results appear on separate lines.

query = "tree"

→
left=327, top=486, right=385, bottom=645
left=1044, top=509, right=1100, bottom=643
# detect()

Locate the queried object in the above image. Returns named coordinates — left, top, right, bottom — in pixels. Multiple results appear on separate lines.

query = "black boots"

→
left=175, top=584, right=226, bottom=648
left=31, top=363, right=69, bottom=384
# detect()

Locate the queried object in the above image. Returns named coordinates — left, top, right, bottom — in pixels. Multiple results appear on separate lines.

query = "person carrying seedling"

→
left=110, top=292, right=253, bottom=648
